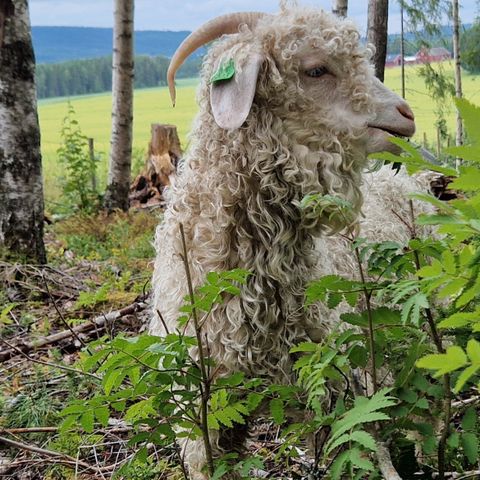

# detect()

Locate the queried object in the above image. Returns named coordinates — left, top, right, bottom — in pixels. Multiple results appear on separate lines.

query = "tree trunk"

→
left=332, top=0, right=348, bottom=18
left=452, top=0, right=463, bottom=168
left=104, top=0, right=134, bottom=212
left=400, top=2, right=406, bottom=99
left=367, top=0, right=389, bottom=82
left=129, top=124, right=181, bottom=208
left=0, top=0, right=46, bottom=263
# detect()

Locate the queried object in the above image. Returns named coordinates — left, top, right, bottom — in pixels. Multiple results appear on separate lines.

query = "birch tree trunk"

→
left=104, top=0, right=134, bottom=212
left=332, top=0, right=348, bottom=18
left=0, top=0, right=46, bottom=263
left=367, top=0, right=389, bottom=82
left=452, top=0, right=463, bottom=168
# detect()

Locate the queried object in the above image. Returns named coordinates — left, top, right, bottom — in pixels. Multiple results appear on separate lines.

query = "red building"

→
left=416, top=47, right=452, bottom=63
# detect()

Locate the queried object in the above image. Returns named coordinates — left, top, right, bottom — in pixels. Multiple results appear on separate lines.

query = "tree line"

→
left=36, top=54, right=201, bottom=99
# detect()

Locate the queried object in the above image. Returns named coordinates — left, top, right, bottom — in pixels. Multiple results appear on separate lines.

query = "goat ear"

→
left=210, top=53, right=264, bottom=130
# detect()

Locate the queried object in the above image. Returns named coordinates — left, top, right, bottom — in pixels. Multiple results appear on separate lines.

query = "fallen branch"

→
left=0, top=426, right=139, bottom=435
left=376, top=441, right=403, bottom=480
left=0, top=435, right=115, bottom=474
left=0, top=336, right=101, bottom=380
left=0, top=301, right=147, bottom=362
left=451, top=395, right=480, bottom=410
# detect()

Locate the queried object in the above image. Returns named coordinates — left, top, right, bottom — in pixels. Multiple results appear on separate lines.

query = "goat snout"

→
left=397, top=101, right=415, bottom=122
left=365, top=78, right=416, bottom=154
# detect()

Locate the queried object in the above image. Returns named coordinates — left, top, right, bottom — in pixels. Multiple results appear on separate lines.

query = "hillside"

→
left=32, top=27, right=198, bottom=64
left=32, top=25, right=468, bottom=65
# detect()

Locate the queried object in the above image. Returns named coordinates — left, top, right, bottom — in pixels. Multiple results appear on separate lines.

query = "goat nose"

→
left=397, top=102, right=415, bottom=121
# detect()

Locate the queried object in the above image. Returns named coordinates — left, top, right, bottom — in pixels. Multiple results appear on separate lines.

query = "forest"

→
left=1, top=0, right=480, bottom=479
left=36, top=55, right=201, bottom=99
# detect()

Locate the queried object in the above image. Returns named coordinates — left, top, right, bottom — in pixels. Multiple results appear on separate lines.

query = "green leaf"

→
left=60, top=403, right=88, bottom=417
left=438, top=311, right=480, bottom=329
left=462, top=432, right=479, bottom=464
left=450, top=166, right=480, bottom=192
left=454, top=364, right=480, bottom=393
left=207, top=413, right=221, bottom=430
left=94, top=406, right=110, bottom=427
left=210, top=58, right=235, bottom=83
left=0, top=303, right=16, bottom=324
left=224, top=405, right=245, bottom=425
left=350, top=431, right=377, bottom=451
left=448, top=432, right=460, bottom=449
left=270, top=398, right=285, bottom=425
left=437, top=278, right=468, bottom=299
left=325, top=433, right=351, bottom=454
left=462, top=407, right=477, bottom=431
left=417, top=346, right=468, bottom=376
left=446, top=145, right=480, bottom=162
left=330, top=389, right=395, bottom=442
left=125, top=399, right=157, bottom=422
left=456, top=286, right=477, bottom=307
left=290, top=342, right=318, bottom=353
left=80, top=409, right=94, bottom=433
left=329, top=450, right=350, bottom=480
left=415, top=398, right=429, bottom=410
left=349, top=447, right=375, bottom=471
left=467, top=339, right=480, bottom=364
left=455, top=97, right=480, bottom=145
left=417, top=260, right=443, bottom=278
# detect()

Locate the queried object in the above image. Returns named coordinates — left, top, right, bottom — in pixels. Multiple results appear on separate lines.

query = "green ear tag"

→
left=210, top=58, right=235, bottom=84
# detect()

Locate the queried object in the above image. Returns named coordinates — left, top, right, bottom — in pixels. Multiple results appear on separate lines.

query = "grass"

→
left=38, top=63, right=480, bottom=202
left=39, top=78, right=199, bottom=202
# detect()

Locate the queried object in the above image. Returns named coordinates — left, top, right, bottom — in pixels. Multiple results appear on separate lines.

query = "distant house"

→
left=416, top=47, right=452, bottom=63
left=404, top=56, right=418, bottom=65
left=385, top=47, right=452, bottom=68
left=385, top=54, right=402, bottom=67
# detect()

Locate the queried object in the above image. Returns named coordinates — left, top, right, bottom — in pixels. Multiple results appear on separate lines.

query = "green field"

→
left=38, top=64, right=480, bottom=203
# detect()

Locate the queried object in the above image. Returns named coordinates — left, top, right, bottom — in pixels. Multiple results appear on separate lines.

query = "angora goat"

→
left=151, top=5, right=427, bottom=478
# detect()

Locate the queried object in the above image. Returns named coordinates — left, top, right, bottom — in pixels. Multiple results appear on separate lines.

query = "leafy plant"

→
left=57, top=103, right=102, bottom=214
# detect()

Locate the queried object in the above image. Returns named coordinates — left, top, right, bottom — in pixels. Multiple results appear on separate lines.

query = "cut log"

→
left=129, top=123, right=182, bottom=208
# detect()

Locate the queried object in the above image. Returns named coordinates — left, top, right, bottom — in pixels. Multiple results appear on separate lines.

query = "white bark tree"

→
left=367, top=0, right=389, bottom=82
left=332, top=0, right=348, bottom=18
left=452, top=0, right=463, bottom=167
left=104, top=0, right=134, bottom=212
left=0, top=0, right=46, bottom=263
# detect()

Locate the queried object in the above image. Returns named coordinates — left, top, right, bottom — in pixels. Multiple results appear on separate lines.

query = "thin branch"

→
left=0, top=435, right=114, bottom=474
left=0, top=336, right=101, bottom=380
left=408, top=199, right=451, bottom=479
left=42, top=272, right=90, bottom=351
left=354, top=246, right=377, bottom=393
left=0, top=301, right=147, bottom=362
left=179, top=223, right=215, bottom=477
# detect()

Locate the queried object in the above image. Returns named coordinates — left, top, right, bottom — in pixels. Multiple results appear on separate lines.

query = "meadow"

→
left=38, top=63, right=480, bottom=203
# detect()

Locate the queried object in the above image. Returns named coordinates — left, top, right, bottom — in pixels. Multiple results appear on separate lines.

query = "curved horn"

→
left=167, top=12, right=268, bottom=106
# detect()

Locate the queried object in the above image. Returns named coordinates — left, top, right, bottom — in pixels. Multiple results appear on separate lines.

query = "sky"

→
left=30, top=0, right=479, bottom=35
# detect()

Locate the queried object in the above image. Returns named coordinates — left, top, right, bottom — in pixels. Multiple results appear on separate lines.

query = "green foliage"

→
left=36, top=54, right=201, bottom=99
left=56, top=97, right=480, bottom=479
left=57, top=103, right=101, bottom=213
left=461, top=22, right=480, bottom=73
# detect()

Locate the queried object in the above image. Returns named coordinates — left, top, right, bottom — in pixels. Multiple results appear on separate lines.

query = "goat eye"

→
left=305, top=66, right=328, bottom=78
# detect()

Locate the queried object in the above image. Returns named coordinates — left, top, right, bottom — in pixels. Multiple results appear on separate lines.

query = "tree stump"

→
left=129, top=124, right=182, bottom=208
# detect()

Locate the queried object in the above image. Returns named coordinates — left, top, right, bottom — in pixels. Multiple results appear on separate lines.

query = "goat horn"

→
left=167, top=12, right=268, bottom=106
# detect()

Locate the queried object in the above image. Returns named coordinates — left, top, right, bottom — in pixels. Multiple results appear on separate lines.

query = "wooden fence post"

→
left=436, top=127, right=441, bottom=160
left=88, top=138, right=97, bottom=192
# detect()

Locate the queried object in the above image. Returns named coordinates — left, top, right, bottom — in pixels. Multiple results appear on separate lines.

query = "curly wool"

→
left=150, top=8, right=430, bottom=383
left=152, top=8, right=371, bottom=380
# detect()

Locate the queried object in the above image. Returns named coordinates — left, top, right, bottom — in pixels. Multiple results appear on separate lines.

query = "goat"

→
left=151, top=5, right=423, bottom=478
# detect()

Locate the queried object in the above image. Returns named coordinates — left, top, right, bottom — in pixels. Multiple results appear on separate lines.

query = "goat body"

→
left=151, top=5, right=425, bottom=478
